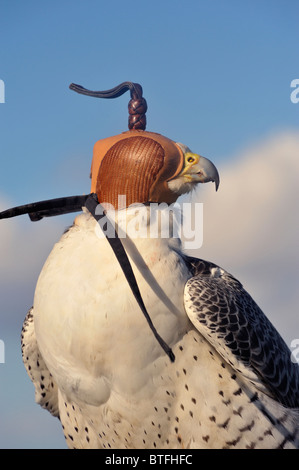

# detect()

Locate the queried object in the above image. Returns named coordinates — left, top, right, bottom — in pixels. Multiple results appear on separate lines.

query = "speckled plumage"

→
left=21, top=207, right=299, bottom=449
left=21, top=308, right=59, bottom=417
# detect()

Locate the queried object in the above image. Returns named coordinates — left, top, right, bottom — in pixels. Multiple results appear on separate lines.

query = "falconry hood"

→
left=91, top=129, right=185, bottom=209
left=74, top=83, right=183, bottom=209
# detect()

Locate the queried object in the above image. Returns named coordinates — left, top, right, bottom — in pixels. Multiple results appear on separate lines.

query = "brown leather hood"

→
left=91, top=130, right=184, bottom=209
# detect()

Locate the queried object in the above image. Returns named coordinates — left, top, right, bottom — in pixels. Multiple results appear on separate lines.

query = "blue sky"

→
left=0, top=0, right=298, bottom=449
left=0, top=0, right=298, bottom=203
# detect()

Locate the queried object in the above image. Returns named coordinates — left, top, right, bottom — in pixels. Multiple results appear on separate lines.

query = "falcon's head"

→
left=167, top=142, right=219, bottom=195
left=91, top=130, right=219, bottom=209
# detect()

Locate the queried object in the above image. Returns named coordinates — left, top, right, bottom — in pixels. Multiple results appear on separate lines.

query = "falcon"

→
left=2, top=82, right=299, bottom=449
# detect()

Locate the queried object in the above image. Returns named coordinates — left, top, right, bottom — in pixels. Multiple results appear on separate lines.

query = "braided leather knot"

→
left=128, top=97, right=147, bottom=130
left=69, top=81, right=148, bottom=130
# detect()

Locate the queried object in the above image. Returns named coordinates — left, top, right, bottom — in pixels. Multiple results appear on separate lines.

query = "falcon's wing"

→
left=183, top=256, right=299, bottom=409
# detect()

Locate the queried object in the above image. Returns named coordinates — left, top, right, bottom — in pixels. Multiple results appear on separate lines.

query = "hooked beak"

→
left=193, top=155, right=220, bottom=191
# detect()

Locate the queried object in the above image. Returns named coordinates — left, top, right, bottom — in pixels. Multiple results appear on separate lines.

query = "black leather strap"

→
left=85, top=193, right=175, bottom=362
left=69, top=81, right=143, bottom=100
left=69, top=81, right=147, bottom=131
left=0, top=195, right=89, bottom=221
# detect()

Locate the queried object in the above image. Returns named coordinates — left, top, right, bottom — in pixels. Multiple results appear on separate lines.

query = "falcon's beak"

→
left=183, top=153, right=220, bottom=191
left=193, top=155, right=220, bottom=191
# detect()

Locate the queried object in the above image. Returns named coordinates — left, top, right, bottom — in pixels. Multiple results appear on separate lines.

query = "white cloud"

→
left=184, top=131, right=299, bottom=345
left=0, top=201, right=74, bottom=330
left=0, top=202, right=70, bottom=449
left=0, top=201, right=73, bottom=284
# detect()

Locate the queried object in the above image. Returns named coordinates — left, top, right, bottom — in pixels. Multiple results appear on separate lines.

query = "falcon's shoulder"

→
left=182, top=255, right=299, bottom=409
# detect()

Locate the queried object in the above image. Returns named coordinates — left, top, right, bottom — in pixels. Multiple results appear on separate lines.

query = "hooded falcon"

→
left=2, top=82, right=298, bottom=449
